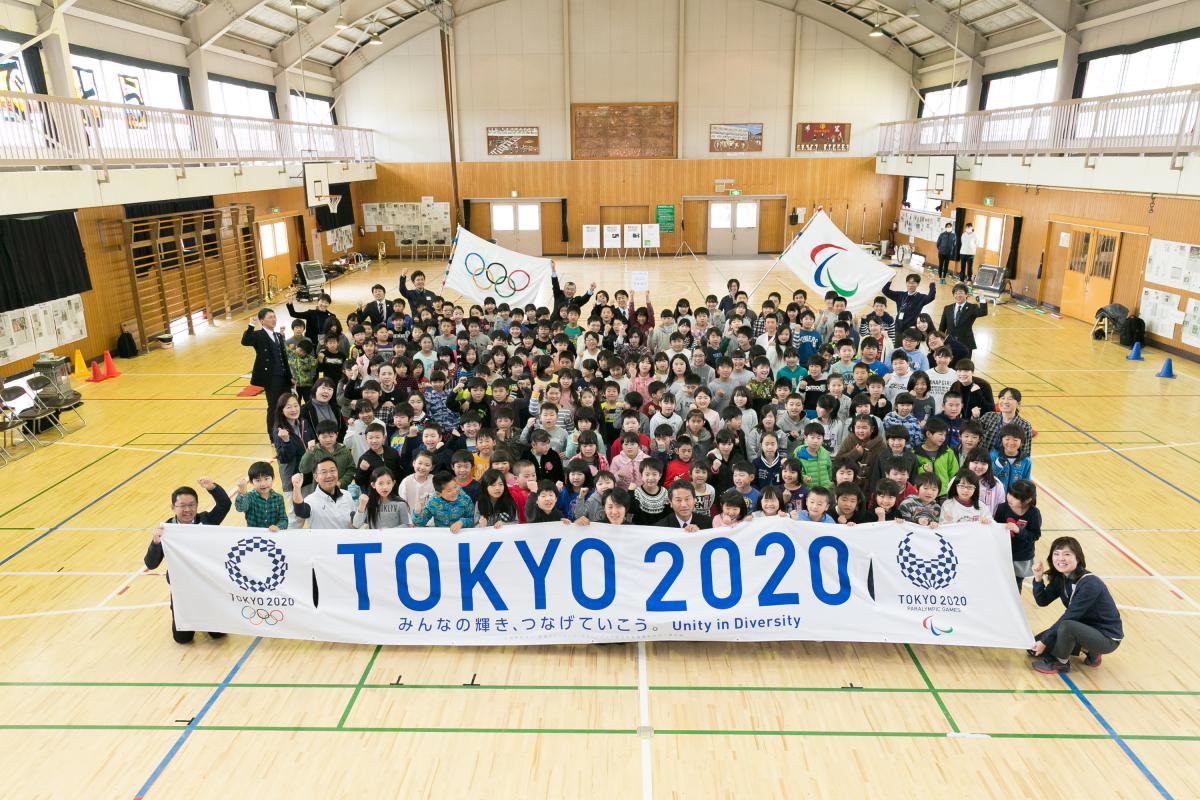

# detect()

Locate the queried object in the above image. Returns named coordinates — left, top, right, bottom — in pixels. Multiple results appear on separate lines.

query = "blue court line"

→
left=1033, top=406, right=1200, bottom=506
left=133, top=637, right=262, bottom=799
left=0, top=409, right=242, bottom=568
left=1060, top=673, right=1173, bottom=799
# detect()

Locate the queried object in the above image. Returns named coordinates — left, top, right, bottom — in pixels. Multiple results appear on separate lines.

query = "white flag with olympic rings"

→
left=444, top=227, right=554, bottom=309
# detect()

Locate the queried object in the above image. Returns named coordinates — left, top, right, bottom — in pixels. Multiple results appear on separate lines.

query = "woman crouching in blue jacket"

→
left=1029, top=536, right=1124, bottom=673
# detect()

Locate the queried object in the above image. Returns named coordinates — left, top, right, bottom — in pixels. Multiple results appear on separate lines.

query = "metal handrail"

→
left=877, top=83, right=1200, bottom=161
left=0, top=89, right=374, bottom=170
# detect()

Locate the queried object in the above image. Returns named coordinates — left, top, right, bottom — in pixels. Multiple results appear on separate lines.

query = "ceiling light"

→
left=869, top=25, right=885, bottom=37
left=289, top=0, right=306, bottom=10
left=369, top=30, right=383, bottom=45
left=335, top=1, right=349, bottom=29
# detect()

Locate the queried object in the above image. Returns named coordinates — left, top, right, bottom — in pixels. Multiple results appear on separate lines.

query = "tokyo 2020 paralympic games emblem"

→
left=463, top=252, right=530, bottom=299
left=896, top=531, right=958, bottom=590
left=808, top=243, right=860, bottom=298
left=225, top=536, right=289, bottom=593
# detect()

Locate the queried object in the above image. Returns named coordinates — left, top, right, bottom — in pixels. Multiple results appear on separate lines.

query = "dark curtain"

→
left=561, top=198, right=569, bottom=242
left=178, top=75, right=194, bottom=111
left=314, top=182, right=354, bottom=231
left=1005, top=216, right=1023, bottom=279
left=462, top=199, right=471, bottom=230
left=953, top=207, right=967, bottom=258
left=268, top=91, right=280, bottom=121
left=124, top=196, right=214, bottom=220
left=0, top=211, right=91, bottom=312
left=25, top=45, right=48, bottom=95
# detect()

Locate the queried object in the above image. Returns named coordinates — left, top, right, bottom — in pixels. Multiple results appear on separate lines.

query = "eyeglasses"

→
left=173, top=502, right=198, bottom=510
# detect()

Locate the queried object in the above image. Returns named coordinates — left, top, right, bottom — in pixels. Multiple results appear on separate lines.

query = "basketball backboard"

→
left=303, top=162, right=331, bottom=208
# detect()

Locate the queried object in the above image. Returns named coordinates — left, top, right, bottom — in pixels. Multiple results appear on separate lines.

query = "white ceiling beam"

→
left=333, top=6, right=440, bottom=82
left=273, top=0, right=416, bottom=71
left=979, top=29, right=1061, bottom=56
left=1005, top=0, right=1083, bottom=35
left=1077, top=0, right=1187, bottom=31
left=183, top=0, right=273, bottom=50
left=749, top=0, right=913, bottom=72
left=824, top=0, right=983, bottom=60
left=65, top=5, right=191, bottom=45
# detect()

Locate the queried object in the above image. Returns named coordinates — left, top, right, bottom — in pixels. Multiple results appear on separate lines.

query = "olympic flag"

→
left=443, top=227, right=553, bottom=309
left=780, top=211, right=895, bottom=311
left=163, top=518, right=1034, bottom=648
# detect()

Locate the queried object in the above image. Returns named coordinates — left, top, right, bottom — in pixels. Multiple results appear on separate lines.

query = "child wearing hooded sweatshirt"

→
left=914, top=416, right=960, bottom=498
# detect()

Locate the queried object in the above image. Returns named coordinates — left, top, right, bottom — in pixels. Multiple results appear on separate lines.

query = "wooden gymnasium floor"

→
left=2, top=254, right=1200, bottom=799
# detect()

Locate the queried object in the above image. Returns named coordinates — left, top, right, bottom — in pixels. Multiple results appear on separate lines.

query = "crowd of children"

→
left=223, top=266, right=1041, bottom=583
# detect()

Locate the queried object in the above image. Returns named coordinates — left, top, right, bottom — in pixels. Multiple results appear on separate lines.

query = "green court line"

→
left=0, top=436, right=139, bottom=521
left=337, top=645, right=381, bottom=728
left=904, top=644, right=960, bottom=734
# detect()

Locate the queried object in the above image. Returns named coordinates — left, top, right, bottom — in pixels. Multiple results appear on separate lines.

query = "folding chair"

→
left=26, top=374, right=85, bottom=429
left=0, top=397, right=42, bottom=461
left=0, top=385, right=64, bottom=444
left=432, top=237, right=449, bottom=259
left=414, top=238, right=431, bottom=259
left=397, top=238, right=415, bottom=259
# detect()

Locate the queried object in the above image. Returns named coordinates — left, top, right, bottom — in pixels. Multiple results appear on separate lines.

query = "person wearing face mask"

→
left=144, top=477, right=231, bottom=644
left=1030, top=537, right=1123, bottom=673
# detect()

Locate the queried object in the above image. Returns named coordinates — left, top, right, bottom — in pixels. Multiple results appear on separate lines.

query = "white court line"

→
left=1034, top=479, right=1200, bottom=613
left=52, top=441, right=263, bottom=461
left=1116, top=605, right=1200, bottom=617
left=637, top=640, right=653, bottom=800
left=0, top=602, right=168, bottom=621
left=0, top=570, right=162, bottom=576
left=1031, top=440, right=1200, bottom=461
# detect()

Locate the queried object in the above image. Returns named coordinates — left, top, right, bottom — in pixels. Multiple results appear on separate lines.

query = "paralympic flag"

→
left=780, top=211, right=895, bottom=311
left=443, top=227, right=553, bottom=309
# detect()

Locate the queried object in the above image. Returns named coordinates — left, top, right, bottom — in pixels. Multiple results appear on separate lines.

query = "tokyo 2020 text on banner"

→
left=163, top=518, right=1034, bottom=648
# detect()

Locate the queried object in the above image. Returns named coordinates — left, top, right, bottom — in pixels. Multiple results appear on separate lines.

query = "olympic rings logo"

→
left=241, top=606, right=284, bottom=626
left=463, top=252, right=531, bottom=299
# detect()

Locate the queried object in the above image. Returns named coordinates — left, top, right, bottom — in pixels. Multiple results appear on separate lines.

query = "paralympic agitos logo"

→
left=808, top=243, right=860, bottom=298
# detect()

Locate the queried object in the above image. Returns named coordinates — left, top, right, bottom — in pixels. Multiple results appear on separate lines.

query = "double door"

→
left=490, top=202, right=542, bottom=256
left=1060, top=227, right=1119, bottom=323
left=707, top=199, right=759, bottom=256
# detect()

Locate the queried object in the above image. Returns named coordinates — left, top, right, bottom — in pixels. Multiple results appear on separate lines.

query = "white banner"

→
left=163, top=519, right=1033, bottom=648
left=781, top=211, right=895, bottom=310
left=443, top=227, right=553, bottom=309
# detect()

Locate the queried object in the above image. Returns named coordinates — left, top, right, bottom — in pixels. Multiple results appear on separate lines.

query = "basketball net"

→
left=317, top=195, right=341, bottom=215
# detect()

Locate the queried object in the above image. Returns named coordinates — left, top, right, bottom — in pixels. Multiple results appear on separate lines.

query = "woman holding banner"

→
left=1029, top=537, right=1123, bottom=674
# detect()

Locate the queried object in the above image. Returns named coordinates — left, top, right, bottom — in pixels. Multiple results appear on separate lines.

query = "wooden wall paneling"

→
left=682, top=200, right=708, bottom=254
left=758, top=199, right=786, bottom=253
left=467, top=201, right=492, bottom=241
left=541, top=201, right=565, bottom=256
left=1113, top=233, right=1148, bottom=311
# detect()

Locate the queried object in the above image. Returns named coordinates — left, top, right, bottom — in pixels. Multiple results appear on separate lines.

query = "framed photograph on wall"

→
left=709, top=123, right=763, bottom=153
left=486, top=127, right=540, bottom=156
left=795, top=122, right=851, bottom=152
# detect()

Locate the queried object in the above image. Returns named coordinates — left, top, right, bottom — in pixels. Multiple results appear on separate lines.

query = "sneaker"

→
left=209, top=632, right=227, bottom=639
left=1083, top=652, right=1102, bottom=668
left=1032, top=657, right=1070, bottom=674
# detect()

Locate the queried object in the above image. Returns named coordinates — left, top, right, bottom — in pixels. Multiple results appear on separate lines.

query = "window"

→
left=491, top=204, right=514, bottom=231
left=709, top=202, right=731, bottom=229
left=69, top=53, right=185, bottom=109
left=291, top=93, right=334, bottom=125
left=260, top=223, right=277, bottom=259
left=904, top=178, right=942, bottom=214
left=983, top=66, right=1057, bottom=110
left=516, top=204, right=539, bottom=231
left=208, top=78, right=275, bottom=119
left=735, top=202, right=758, bottom=229
left=272, top=221, right=288, bottom=257
left=1081, top=33, right=1200, bottom=97
left=920, top=84, right=968, bottom=118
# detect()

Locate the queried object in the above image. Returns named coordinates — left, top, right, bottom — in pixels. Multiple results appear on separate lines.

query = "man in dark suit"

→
left=656, top=481, right=713, bottom=530
left=242, top=308, right=294, bottom=437
left=358, top=283, right=390, bottom=328
left=938, top=283, right=989, bottom=356
left=285, top=290, right=335, bottom=343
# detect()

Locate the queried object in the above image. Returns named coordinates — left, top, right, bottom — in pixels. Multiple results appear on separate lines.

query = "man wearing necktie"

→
left=938, top=282, right=989, bottom=357
left=655, top=482, right=713, bottom=530
left=359, top=283, right=390, bottom=328
left=242, top=308, right=294, bottom=437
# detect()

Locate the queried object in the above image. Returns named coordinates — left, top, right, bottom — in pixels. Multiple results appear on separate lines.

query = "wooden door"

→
left=1060, top=228, right=1092, bottom=322
left=682, top=200, right=708, bottom=254
left=1082, top=232, right=1119, bottom=320
left=758, top=199, right=786, bottom=253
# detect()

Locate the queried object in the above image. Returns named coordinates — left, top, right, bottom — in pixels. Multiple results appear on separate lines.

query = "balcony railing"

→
left=0, top=90, right=373, bottom=172
left=878, top=84, right=1200, bottom=165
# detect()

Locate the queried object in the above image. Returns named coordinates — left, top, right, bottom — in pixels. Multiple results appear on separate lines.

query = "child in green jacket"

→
left=914, top=417, right=960, bottom=498
left=794, top=422, right=833, bottom=489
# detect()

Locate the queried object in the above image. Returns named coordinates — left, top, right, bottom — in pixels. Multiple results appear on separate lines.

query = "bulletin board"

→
left=571, top=103, right=677, bottom=160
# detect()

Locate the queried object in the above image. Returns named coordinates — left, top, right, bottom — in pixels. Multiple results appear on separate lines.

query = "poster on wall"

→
left=1140, top=287, right=1183, bottom=338
left=486, top=126, right=540, bottom=156
left=1183, top=298, right=1200, bottom=349
left=0, top=58, right=28, bottom=121
left=897, top=209, right=949, bottom=243
left=325, top=225, right=354, bottom=253
left=0, top=293, right=87, bottom=366
left=795, top=122, right=850, bottom=152
left=709, top=123, right=763, bottom=153
left=362, top=204, right=381, bottom=227
left=118, top=74, right=146, bottom=129
left=1145, top=238, right=1200, bottom=293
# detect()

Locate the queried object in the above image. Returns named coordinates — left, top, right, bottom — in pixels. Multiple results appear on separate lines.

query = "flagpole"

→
left=439, top=227, right=462, bottom=297
left=746, top=212, right=820, bottom=301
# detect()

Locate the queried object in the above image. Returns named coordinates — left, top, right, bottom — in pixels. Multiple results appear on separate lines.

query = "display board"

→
left=709, top=123, right=763, bottom=153
left=571, top=103, right=677, bottom=160
left=582, top=224, right=600, bottom=250
left=603, top=225, right=622, bottom=248
left=0, top=294, right=87, bottom=366
left=1140, top=287, right=1183, bottom=338
left=898, top=209, right=951, bottom=243
left=486, top=126, right=540, bottom=156
left=1183, top=298, right=1200, bottom=349
left=623, top=223, right=642, bottom=249
left=795, top=122, right=850, bottom=152
left=325, top=225, right=354, bottom=253
left=1144, top=238, right=1200, bottom=293
left=641, top=223, right=660, bottom=248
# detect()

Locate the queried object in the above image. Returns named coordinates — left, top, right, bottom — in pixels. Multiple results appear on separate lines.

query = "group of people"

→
left=154, top=262, right=1120, bottom=672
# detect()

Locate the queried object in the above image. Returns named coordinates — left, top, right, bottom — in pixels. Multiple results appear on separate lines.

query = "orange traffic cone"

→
left=72, top=349, right=89, bottom=379
left=102, top=350, right=120, bottom=379
left=86, top=361, right=106, bottom=383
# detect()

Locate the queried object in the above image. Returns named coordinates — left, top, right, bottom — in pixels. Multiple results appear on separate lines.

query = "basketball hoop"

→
left=317, top=194, right=341, bottom=214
